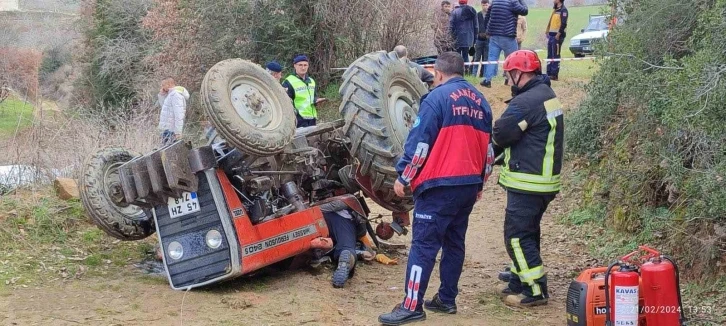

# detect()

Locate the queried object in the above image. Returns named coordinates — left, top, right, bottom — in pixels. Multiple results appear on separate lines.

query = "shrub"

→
left=566, top=0, right=726, bottom=275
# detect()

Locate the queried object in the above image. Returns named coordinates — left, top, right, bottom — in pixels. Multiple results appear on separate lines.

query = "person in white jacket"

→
left=157, top=78, right=190, bottom=145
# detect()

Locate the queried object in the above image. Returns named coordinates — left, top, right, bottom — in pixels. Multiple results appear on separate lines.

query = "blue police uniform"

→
left=395, top=77, right=494, bottom=312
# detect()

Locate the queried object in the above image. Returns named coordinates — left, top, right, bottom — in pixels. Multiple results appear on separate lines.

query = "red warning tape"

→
left=331, top=56, right=598, bottom=71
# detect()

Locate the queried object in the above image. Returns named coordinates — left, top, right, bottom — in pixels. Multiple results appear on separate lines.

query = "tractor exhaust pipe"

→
left=282, top=181, right=307, bottom=212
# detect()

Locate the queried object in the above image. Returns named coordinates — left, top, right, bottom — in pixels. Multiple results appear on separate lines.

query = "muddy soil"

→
left=0, top=80, right=590, bottom=326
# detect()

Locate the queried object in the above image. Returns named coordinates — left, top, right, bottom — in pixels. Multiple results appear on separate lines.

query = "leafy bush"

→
left=566, top=0, right=726, bottom=275
left=75, top=0, right=154, bottom=109
left=76, top=0, right=434, bottom=114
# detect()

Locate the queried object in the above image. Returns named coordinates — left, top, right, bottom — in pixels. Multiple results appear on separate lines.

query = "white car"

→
left=569, top=15, right=610, bottom=57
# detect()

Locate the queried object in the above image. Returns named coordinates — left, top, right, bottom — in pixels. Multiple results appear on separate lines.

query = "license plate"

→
left=168, top=192, right=201, bottom=218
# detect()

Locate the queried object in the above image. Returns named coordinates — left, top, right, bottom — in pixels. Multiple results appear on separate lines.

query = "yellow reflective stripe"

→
left=519, top=265, right=544, bottom=282
left=543, top=98, right=560, bottom=178
left=510, top=263, right=519, bottom=275
left=500, top=173, right=561, bottom=193
left=544, top=98, right=561, bottom=112
left=532, top=283, right=542, bottom=296
left=511, top=238, right=529, bottom=278
left=503, top=170, right=560, bottom=184
left=543, top=118, right=557, bottom=178
left=504, top=147, right=511, bottom=169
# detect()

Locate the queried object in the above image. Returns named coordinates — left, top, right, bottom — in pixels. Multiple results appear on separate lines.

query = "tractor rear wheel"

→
left=201, top=59, right=296, bottom=156
left=338, top=51, right=429, bottom=212
left=80, top=148, right=154, bottom=241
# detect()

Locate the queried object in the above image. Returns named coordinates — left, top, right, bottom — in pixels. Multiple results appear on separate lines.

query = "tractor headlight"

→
left=168, top=241, right=184, bottom=260
left=205, top=230, right=223, bottom=249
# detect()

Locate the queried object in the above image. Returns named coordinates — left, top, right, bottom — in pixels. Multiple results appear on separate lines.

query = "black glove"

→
left=468, top=46, right=476, bottom=57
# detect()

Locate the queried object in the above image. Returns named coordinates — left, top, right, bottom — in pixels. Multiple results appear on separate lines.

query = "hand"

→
left=477, top=191, right=483, bottom=202
left=394, top=179, right=406, bottom=197
left=555, top=32, right=561, bottom=40
left=315, top=98, right=328, bottom=104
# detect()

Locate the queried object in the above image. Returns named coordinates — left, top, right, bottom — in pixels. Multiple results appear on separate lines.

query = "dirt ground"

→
left=0, top=80, right=591, bottom=326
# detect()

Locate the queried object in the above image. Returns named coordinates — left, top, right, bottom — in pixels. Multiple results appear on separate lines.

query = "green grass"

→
left=0, top=97, right=34, bottom=138
left=0, top=189, right=154, bottom=289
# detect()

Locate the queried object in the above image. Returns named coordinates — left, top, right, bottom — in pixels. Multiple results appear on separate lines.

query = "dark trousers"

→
left=504, top=191, right=555, bottom=298
left=473, top=39, right=489, bottom=78
left=296, top=114, right=316, bottom=128
left=400, top=184, right=478, bottom=311
left=322, top=211, right=357, bottom=261
left=161, top=129, right=175, bottom=146
left=547, top=32, right=565, bottom=78
left=455, top=47, right=471, bottom=74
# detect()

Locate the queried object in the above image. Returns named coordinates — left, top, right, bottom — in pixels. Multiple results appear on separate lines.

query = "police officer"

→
left=493, top=50, right=563, bottom=307
left=378, top=52, right=494, bottom=325
left=545, top=0, right=568, bottom=81
left=281, top=54, right=326, bottom=128
left=265, top=60, right=283, bottom=82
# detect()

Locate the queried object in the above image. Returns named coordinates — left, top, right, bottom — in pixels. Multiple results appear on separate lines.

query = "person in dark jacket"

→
left=394, top=45, right=435, bottom=87
left=492, top=50, right=563, bottom=308
left=480, top=0, right=528, bottom=88
left=472, top=0, right=491, bottom=78
left=545, top=0, right=568, bottom=80
left=378, top=52, right=495, bottom=326
left=449, top=0, right=477, bottom=73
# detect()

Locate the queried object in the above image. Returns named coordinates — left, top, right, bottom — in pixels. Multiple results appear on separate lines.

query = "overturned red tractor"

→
left=79, top=51, right=428, bottom=290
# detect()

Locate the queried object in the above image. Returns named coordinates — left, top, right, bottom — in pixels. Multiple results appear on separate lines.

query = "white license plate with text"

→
left=168, top=192, right=201, bottom=218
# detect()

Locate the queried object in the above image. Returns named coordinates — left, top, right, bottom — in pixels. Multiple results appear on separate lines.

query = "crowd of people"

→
left=434, top=0, right=569, bottom=85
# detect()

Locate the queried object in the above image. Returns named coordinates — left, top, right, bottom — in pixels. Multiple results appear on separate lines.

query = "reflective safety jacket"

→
left=546, top=5, right=568, bottom=35
left=282, top=74, right=317, bottom=119
left=493, top=76, right=564, bottom=195
left=396, top=77, right=494, bottom=197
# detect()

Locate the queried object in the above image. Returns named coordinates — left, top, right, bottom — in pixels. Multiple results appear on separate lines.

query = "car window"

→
left=585, top=17, right=608, bottom=31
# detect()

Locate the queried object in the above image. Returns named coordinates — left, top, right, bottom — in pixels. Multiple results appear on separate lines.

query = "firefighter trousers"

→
left=400, top=184, right=479, bottom=311
left=504, top=191, right=556, bottom=298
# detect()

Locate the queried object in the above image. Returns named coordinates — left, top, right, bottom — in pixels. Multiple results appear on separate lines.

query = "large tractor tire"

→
left=338, top=51, right=429, bottom=212
left=201, top=59, right=296, bottom=156
left=80, top=148, right=155, bottom=241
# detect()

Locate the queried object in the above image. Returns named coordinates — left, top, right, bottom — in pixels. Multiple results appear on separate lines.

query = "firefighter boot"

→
left=423, top=293, right=457, bottom=314
left=503, top=275, right=548, bottom=307
left=332, top=250, right=355, bottom=288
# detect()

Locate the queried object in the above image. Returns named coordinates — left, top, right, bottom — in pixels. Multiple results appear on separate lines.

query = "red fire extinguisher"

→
left=604, top=262, right=640, bottom=326
left=604, top=246, right=687, bottom=326
left=639, top=247, right=685, bottom=326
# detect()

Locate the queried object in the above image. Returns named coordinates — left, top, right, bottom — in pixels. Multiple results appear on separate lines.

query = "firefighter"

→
left=545, top=0, right=568, bottom=81
left=281, top=54, right=327, bottom=128
left=378, top=52, right=494, bottom=325
left=492, top=50, right=563, bottom=307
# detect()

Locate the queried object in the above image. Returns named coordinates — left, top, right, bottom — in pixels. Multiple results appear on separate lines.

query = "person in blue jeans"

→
left=480, top=0, right=529, bottom=88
